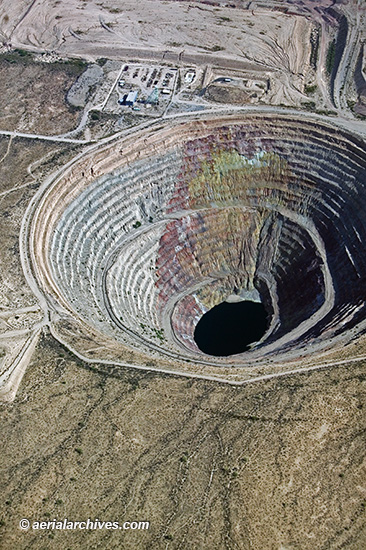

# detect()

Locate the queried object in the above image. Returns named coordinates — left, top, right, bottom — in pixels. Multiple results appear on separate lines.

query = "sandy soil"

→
left=0, top=52, right=84, bottom=135
left=0, top=137, right=60, bottom=310
left=0, top=334, right=365, bottom=549
left=0, top=2, right=364, bottom=548
left=0, top=1, right=311, bottom=73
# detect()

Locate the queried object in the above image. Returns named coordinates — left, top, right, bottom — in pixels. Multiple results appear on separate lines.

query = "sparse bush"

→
left=302, top=101, right=316, bottom=111
left=180, top=452, right=189, bottom=463
left=304, top=84, right=317, bottom=95
left=15, top=48, right=30, bottom=57
left=1, top=49, right=33, bottom=65
left=129, top=378, right=139, bottom=391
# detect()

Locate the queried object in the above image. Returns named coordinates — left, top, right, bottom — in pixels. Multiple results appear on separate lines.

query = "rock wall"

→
left=30, top=114, right=366, bottom=365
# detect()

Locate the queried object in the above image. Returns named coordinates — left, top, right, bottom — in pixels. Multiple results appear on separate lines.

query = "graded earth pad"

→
left=26, top=113, right=366, bottom=383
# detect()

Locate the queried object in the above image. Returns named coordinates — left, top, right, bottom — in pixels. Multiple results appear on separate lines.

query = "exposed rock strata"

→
left=29, top=114, right=366, bottom=367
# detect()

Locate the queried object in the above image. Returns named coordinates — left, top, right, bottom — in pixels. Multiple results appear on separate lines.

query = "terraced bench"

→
left=29, top=114, right=366, bottom=366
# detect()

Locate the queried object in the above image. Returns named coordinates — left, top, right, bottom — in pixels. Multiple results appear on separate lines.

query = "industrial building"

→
left=125, top=91, right=138, bottom=106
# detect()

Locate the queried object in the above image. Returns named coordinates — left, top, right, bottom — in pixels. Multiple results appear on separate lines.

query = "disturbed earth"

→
left=0, top=0, right=365, bottom=549
left=29, top=114, right=366, bottom=375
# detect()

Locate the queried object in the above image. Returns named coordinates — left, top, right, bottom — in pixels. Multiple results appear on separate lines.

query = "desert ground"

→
left=0, top=0, right=365, bottom=549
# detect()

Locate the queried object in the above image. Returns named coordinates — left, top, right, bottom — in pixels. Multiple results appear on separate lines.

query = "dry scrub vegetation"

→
left=0, top=2, right=365, bottom=548
left=0, top=136, right=80, bottom=310
left=0, top=334, right=365, bottom=549
left=0, top=51, right=84, bottom=135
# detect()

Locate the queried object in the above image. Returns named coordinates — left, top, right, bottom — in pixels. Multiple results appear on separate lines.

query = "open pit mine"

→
left=26, top=112, right=366, bottom=380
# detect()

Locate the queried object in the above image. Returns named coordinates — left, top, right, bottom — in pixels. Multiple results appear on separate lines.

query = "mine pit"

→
left=29, top=113, right=366, bottom=368
left=193, top=300, right=269, bottom=357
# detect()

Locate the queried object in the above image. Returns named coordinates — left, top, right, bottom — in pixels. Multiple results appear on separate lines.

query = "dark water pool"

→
left=194, top=300, right=269, bottom=357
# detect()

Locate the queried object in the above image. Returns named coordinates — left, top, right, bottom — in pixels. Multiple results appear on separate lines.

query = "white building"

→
left=126, top=91, right=138, bottom=106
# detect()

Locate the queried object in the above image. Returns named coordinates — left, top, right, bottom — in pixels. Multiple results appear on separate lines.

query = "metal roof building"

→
left=126, top=91, right=138, bottom=106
